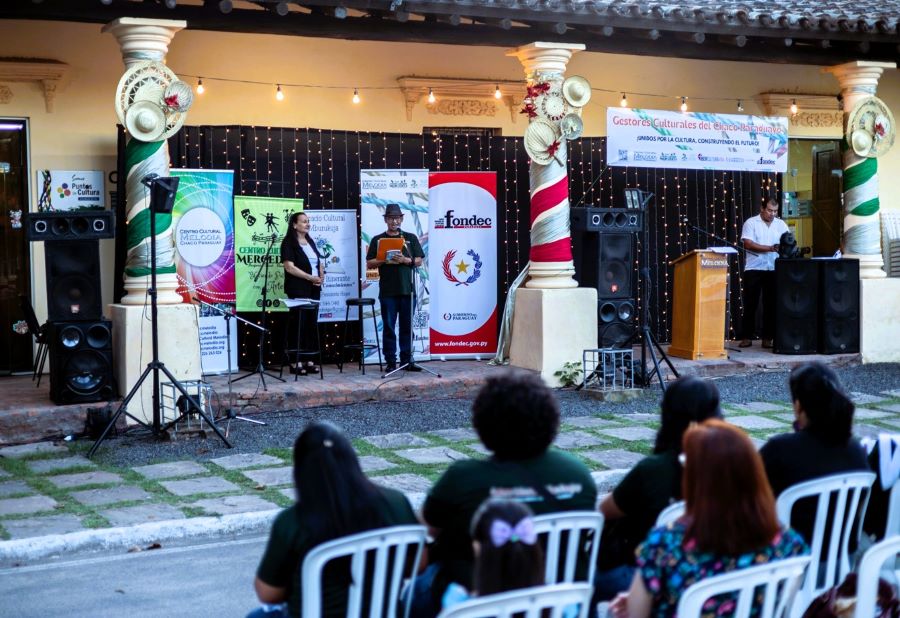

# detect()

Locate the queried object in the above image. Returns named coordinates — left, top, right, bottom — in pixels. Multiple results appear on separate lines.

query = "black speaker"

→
left=571, top=207, right=643, bottom=233
left=24, top=210, right=114, bottom=241
left=44, top=241, right=102, bottom=321
left=774, top=259, right=818, bottom=354
left=573, top=232, right=635, bottom=298
left=818, top=259, right=860, bottom=354
left=47, top=320, right=114, bottom=405
left=598, top=298, right=635, bottom=347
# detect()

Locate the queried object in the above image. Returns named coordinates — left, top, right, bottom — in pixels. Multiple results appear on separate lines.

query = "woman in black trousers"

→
left=280, top=211, right=324, bottom=375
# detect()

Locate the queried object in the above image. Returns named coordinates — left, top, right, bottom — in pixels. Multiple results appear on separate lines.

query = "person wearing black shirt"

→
left=280, top=211, right=324, bottom=375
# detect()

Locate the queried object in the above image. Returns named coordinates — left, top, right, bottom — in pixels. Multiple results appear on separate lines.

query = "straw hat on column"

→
left=124, top=100, right=166, bottom=142
left=524, top=118, right=562, bottom=166
left=562, top=76, right=591, bottom=108
left=846, top=96, right=895, bottom=158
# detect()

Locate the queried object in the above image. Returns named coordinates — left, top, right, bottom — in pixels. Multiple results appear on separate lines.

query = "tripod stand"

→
left=232, top=233, right=284, bottom=389
left=625, top=267, right=679, bottom=391
left=89, top=176, right=232, bottom=458
left=194, top=298, right=266, bottom=438
left=382, top=243, right=440, bottom=379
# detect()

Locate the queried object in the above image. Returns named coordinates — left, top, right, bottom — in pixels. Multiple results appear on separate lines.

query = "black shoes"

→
left=385, top=363, right=397, bottom=373
left=404, top=363, right=423, bottom=372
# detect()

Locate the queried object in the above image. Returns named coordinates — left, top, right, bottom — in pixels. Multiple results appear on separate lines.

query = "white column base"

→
left=525, top=260, right=579, bottom=289
left=861, top=278, right=900, bottom=363
left=843, top=252, right=887, bottom=279
left=119, top=273, right=185, bottom=305
left=110, top=302, right=202, bottom=425
left=509, top=287, right=598, bottom=387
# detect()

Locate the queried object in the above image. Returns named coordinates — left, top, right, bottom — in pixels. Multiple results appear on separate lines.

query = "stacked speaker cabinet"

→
left=24, top=211, right=115, bottom=405
left=572, top=208, right=642, bottom=347
left=773, top=259, right=818, bottom=354
left=818, top=259, right=860, bottom=354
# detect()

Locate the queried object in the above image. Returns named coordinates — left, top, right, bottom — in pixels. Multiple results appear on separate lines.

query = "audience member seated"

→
left=595, top=376, right=722, bottom=600
left=441, top=500, right=545, bottom=610
left=759, top=362, right=869, bottom=545
left=248, top=421, right=418, bottom=618
left=609, top=420, right=808, bottom=618
left=863, top=434, right=900, bottom=541
left=413, top=370, right=598, bottom=618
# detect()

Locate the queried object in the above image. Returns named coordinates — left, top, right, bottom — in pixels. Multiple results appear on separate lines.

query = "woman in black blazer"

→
left=280, top=211, right=324, bottom=375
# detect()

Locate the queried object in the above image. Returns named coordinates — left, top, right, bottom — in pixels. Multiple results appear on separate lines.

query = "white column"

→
left=508, top=42, right=584, bottom=289
left=104, top=18, right=187, bottom=304
left=824, top=60, right=896, bottom=279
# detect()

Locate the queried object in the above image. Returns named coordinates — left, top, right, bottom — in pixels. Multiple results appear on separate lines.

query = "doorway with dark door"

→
left=0, top=119, right=31, bottom=375
left=783, top=139, right=843, bottom=258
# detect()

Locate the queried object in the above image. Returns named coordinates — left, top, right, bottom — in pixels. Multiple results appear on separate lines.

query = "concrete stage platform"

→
left=0, top=343, right=860, bottom=446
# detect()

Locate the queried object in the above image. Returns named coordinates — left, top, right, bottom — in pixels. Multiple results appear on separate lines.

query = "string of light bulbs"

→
left=183, top=73, right=803, bottom=114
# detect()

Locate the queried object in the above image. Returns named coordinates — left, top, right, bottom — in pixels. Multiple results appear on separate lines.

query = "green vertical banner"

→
left=233, top=195, right=303, bottom=313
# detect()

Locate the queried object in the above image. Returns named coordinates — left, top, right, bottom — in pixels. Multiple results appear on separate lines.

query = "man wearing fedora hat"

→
left=366, top=203, right=425, bottom=372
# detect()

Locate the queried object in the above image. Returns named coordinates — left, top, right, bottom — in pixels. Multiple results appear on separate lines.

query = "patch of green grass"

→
left=262, top=447, right=292, bottom=462
left=181, top=506, right=205, bottom=518
left=82, top=514, right=110, bottom=529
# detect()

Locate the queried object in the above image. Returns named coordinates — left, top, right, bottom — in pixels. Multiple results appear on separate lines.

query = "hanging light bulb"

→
left=790, top=98, right=798, bottom=114
left=680, top=96, right=688, bottom=112
left=196, top=78, right=204, bottom=95
left=275, top=84, right=284, bottom=101
left=737, top=99, right=744, bottom=112
left=428, top=87, right=436, bottom=104
left=494, top=85, right=502, bottom=100
left=620, top=93, right=628, bottom=107
left=352, top=88, right=360, bottom=104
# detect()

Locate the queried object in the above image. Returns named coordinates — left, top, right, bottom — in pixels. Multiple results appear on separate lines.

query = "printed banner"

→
left=428, top=172, right=498, bottom=358
left=36, top=170, right=105, bottom=210
left=360, top=169, right=430, bottom=363
left=233, top=195, right=303, bottom=313
left=306, top=209, right=359, bottom=323
left=170, top=169, right=237, bottom=374
left=606, top=108, right=789, bottom=172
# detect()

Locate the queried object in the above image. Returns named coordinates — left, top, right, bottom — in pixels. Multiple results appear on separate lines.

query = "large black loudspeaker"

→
left=24, top=211, right=114, bottom=241
left=47, top=320, right=114, bottom=405
left=571, top=207, right=643, bottom=233
left=774, top=259, right=818, bottom=354
left=45, top=241, right=102, bottom=321
left=598, top=298, right=636, bottom=347
left=818, top=259, right=860, bottom=354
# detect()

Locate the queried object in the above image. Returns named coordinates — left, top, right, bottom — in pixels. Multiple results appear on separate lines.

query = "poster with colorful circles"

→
left=35, top=170, right=105, bottom=211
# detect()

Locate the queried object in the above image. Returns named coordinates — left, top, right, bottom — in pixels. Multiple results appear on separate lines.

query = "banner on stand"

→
left=306, top=209, right=358, bottom=323
left=606, top=107, right=788, bottom=173
left=36, top=170, right=105, bottom=210
left=360, top=169, right=430, bottom=363
left=170, top=169, right=237, bottom=375
left=233, top=195, right=302, bottom=313
left=428, top=172, right=497, bottom=358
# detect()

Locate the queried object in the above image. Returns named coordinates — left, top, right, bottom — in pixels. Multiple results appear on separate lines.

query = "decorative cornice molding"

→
left=397, top=76, right=523, bottom=122
left=0, top=58, right=69, bottom=113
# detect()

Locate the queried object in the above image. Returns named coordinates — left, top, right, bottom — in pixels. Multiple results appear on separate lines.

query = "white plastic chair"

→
left=855, top=535, right=900, bottom=618
left=775, top=471, right=876, bottom=616
left=300, top=524, right=427, bottom=618
left=677, top=555, right=811, bottom=618
left=654, top=500, right=686, bottom=527
left=532, top=511, right=604, bottom=585
left=436, top=582, right=594, bottom=618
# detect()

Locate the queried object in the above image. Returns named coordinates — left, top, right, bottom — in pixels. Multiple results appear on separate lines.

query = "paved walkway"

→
left=2, top=384, right=899, bottom=565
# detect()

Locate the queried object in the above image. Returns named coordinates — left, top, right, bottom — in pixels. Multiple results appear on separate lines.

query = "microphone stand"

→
left=232, top=233, right=285, bottom=388
left=193, top=298, right=266, bottom=437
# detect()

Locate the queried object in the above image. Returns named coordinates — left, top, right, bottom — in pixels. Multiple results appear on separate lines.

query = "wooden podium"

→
left=668, top=250, right=730, bottom=360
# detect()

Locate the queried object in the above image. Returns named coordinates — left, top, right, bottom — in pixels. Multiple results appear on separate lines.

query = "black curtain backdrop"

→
left=115, top=125, right=780, bottom=369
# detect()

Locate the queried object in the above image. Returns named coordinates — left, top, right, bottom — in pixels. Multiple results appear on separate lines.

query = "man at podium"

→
left=738, top=199, right=789, bottom=349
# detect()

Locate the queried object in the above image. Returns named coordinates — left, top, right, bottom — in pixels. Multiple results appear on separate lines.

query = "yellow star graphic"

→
left=455, top=259, right=469, bottom=274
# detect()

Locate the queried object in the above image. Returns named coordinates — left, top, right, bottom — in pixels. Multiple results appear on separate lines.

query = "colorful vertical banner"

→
left=606, top=107, right=789, bottom=172
left=360, top=169, right=430, bottom=364
left=233, top=195, right=303, bottom=313
left=428, top=172, right=498, bottom=358
left=306, top=209, right=359, bottom=323
left=170, top=169, right=237, bottom=374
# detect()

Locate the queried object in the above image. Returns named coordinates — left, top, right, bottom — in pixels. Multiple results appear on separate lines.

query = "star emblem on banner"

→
left=442, top=249, right=482, bottom=286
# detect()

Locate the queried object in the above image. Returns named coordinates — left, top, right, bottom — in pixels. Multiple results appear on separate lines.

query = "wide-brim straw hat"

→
left=524, top=118, right=561, bottom=166
left=124, top=100, right=166, bottom=142
left=560, top=113, right=584, bottom=140
left=562, top=76, right=591, bottom=108
left=846, top=96, right=895, bottom=158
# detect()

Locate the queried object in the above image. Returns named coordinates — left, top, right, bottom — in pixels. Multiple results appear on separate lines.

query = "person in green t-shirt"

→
left=410, top=370, right=598, bottom=617
left=248, top=421, right=418, bottom=618
left=365, top=203, right=425, bottom=373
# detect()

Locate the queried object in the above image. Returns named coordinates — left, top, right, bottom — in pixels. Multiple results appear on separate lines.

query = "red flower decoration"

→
left=874, top=121, right=886, bottom=137
left=164, top=94, right=180, bottom=108
left=526, top=82, right=551, bottom=99
left=547, top=140, right=561, bottom=157
left=519, top=103, right=538, bottom=118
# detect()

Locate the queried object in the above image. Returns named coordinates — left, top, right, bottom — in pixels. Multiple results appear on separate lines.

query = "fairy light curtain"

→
left=115, top=125, right=779, bottom=368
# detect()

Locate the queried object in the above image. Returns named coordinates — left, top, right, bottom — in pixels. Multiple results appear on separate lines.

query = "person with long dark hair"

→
left=248, top=421, right=418, bottom=617
left=760, top=361, right=869, bottom=543
left=610, top=420, right=808, bottom=618
left=441, top=500, right=545, bottom=610
left=595, top=376, right=722, bottom=599
left=280, top=211, right=324, bottom=375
